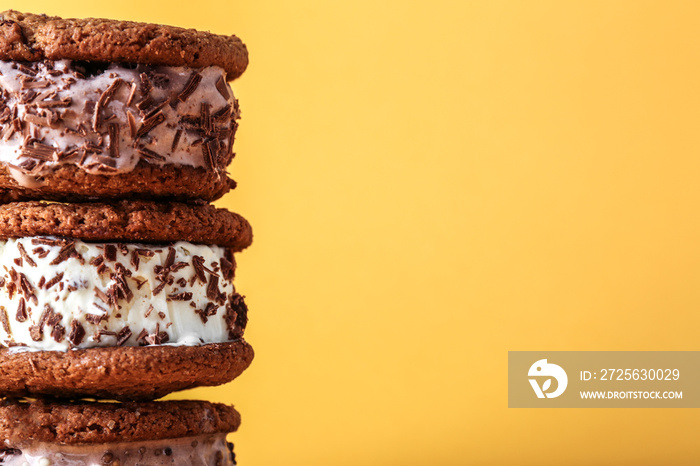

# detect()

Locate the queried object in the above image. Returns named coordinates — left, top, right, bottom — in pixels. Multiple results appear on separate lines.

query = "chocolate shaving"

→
left=216, top=75, right=230, bottom=100
left=95, top=329, right=116, bottom=342
left=195, top=302, right=219, bottom=324
left=0, top=306, right=9, bottom=333
left=36, top=276, right=45, bottom=288
left=136, top=95, right=154, bottom=113
left=68, top=320, right=86, bottom=346
left=136, top=145, right=166, bottom=162
left=51, top=324, right=65, bottom=343
left=127, top=111, right=137, bottom=139
left=93, top=78, right=124, bottom=131
left=85, top=313, right=106, bottom=325
left=20, top=78, right=50, bottom=90
left=21, top=141, right=55, bottom=161
left=130, top=250, right=140, bottom=270
left=145, top=323, right=170, bottom=345
left=18, top=64, right=37, bottom=76
left=46, top=309, right=62, bottom=328
left=111, top=270, right=133, bottom=303
left=144, top=304, right=154, bottom=318
left=108, top=123, right=120, bottom=157
left=44, top=272, right=64, bottom=290
left=171, top=262, right=188, bottom=273
left=18, top=273, right=35, bottom=303
left=89, top=255, right=104, bottom=267
left=36, top=97, right=72, bottom=108
left=49, top=241, right=76, bottom=265
left=136, top=328, right=149, bottom=342
left=29, top=324, right=43, bottom=341
left=140, top=73, right=153, bottom=94
left=165, top=247, right=176, bottom=268
left=31, top=238, right=64, bottom=246
left=178, top=72, right=202, bottom=102
left=136, top=111, right=165, bottom=138
left=201, top=103, right=212, bottom=133
left=225, top=293, right=249, bottom=338
left=126, top=82, right=137, bottom=107
left=32, top=247, right=49, bottom=259
left=192, top=256, right=207, bottom=283
left=104, top=244, right=117, bottom=262
left=212, top=104, right=232, bottom=122
left=171, top=129, right=182, bottom=152
left=116, top=326, right=132, bottom=346
left=16, top=243, right=36, bottom=267
left=15, top=298, right=27, bottom=322
left=221, top=251, right=235, bottom=281
left=201, top=140, right=215, bottom=168
left=206, top=275, right=226, bottom=304
left=167, top=292, right=193, bottom=301
left=94, top=287, right=110, bottom=305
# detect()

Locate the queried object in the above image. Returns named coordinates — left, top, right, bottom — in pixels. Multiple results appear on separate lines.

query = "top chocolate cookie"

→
left=0, top=10, right=248, bottom=80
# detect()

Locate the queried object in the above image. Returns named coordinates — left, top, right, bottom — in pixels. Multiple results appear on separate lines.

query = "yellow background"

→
left=6, top=0, right=700, bottom=464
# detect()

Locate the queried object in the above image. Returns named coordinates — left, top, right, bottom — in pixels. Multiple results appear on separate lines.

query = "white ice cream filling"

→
left=0, top=237, right=246, bottom=351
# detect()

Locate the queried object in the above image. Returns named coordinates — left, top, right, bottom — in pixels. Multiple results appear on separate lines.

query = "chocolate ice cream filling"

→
left=0, top=59, right=239, bottom=188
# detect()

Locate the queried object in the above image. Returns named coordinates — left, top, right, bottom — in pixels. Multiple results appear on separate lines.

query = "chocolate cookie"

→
left=0, top=10, right=248, bottom=80
left=0, top=340, right=254, bottom=401
left=0, top=200, right=253, bottom=251
left=0, top=398, right=239, bottom=465
left=0, top=57, right=241, bottom=202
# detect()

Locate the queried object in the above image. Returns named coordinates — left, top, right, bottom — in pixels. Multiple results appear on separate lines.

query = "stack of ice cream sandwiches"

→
left=0, top=10, right=253, bottom=465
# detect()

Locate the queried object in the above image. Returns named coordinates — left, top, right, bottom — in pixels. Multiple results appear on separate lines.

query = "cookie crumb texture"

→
left=0, top=10, right=248, bottom=80
left=0, top=398, right=238, bottom=442
left=0, top=340, right=254, bottom=400
left=0, top=201, right=253, bottom=251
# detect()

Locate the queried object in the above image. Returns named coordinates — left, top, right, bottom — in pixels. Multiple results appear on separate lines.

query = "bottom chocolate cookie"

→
left=0, top=398, right=239, bottom=465
left=0, top=340, right=254, bottom=401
